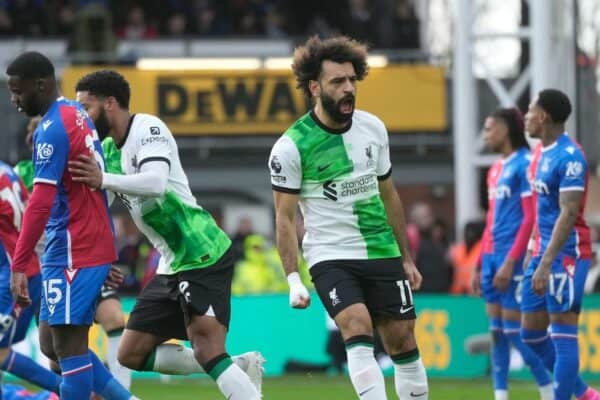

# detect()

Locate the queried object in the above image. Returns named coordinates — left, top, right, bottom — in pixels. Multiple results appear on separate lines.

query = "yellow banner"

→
left=62, top=65, right=447, bottom=135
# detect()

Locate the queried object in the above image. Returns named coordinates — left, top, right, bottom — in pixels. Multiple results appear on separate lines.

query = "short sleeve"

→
left=558, top=150, right=587, bottom=192
left=376, top=121, right=392, bottom=180
left=269, top=136, right=301, bottom=193
left=32, top=123, right=69, bottom=186
left=135, top=117, right=172, bottom=170
left=520, top=156, right=532, bottom=197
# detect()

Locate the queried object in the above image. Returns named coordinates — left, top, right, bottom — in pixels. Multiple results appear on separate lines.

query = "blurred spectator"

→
left=264, top=4, right=286, bottom=37
left=306, top=15, right=339, bottom=38
left=70, top=1, right=116, bottom=63
left=190, top=0, right=227, bottom=36
left=345, top=0, right=375, bottom=45
left=165, top=13, right=188, bottom=36
left=54, top=1, right=76, bottom=36
left=8, top=0, right=47, bottom=36
left=232, top=234, right=287, bottom=295
left=408, top=202, right=453, bottom=293
left=231, top=0, right=267, bottom=35
left=113, top=213, right=151, bottom=295
left=448, top=220, right=485, bottom=295
left=390, top=0, right=420, bottom=48
left=375, top=0, right=420, bottom=49
left=231, top=216, right=254, bottom=262
left=0, top=7, right=13, bottom=35
left=117, top=5, right=157, bottom=39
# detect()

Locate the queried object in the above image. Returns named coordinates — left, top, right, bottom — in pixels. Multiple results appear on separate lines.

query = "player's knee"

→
left=52, top=327, right=89, bottom=359
left=189, top=336, right=225, bottom=366
left=40, top=339, right=57, bottom=362
left=381, top=322, right=417, bottom=354
left=117, top=346, right=144, bottom=370
left=338, top=316, right=372, bottom=338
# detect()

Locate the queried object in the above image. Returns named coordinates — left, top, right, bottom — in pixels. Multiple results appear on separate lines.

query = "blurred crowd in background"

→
left=111, top=205, right=600, bottom=298
left=0, top=0, right=421, bottom=49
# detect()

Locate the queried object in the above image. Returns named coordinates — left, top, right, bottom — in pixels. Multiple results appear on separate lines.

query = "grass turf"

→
left=128, top=375, right=551, bottom=399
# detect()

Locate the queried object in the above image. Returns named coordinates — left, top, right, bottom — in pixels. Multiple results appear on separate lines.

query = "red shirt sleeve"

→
left=11, top=183, right=56, bottom=274
left=507, top=196, right=534, bottom=261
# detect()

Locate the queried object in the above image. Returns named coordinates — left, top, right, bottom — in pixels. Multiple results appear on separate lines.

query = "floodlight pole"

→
left=530, top=0, right=553, bottom=95
left=452, top=0, right=479, bottom=239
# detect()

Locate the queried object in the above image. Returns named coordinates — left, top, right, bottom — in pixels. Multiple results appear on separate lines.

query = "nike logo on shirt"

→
left=317, top=163, right=332, bottom=172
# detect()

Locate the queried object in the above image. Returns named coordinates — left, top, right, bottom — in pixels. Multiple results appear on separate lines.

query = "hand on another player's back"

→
left=69, top=154, right=103, bottom=190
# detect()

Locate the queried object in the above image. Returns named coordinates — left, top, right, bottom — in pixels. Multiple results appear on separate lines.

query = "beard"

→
left=321, top=91, right=355, bottom=124
left=20, top=96, right=42, bottom=117
left=95, top=108, right=111, bottom=140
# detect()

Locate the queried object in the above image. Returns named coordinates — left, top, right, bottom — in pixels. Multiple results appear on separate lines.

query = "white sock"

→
left=107, top=331, right=131, bottom=390
left=394, top=357, right=428, bottom=400
left=538, top=383, right=553, bottom=400
left=347, top=344, right=387, bottom=399
left=215, top=363, right=260, bottom=400
left=494, top=389, right=508, bottom=400
left=153, top=344, right=248, bottom=375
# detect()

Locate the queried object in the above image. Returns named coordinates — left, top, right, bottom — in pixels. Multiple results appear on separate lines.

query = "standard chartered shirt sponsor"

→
left=339, top=174, right=378, bottom=197
left=269, top=110, right=400, bottom=267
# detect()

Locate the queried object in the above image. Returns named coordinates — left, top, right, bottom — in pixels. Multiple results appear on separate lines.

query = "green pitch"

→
left=129, top=375, right=551, bottom=399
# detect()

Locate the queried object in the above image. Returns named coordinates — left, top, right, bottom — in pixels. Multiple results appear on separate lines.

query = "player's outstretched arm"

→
left=378, top=176, right=422, bottom=290
left=273, top=190, right=310, bottom=309
left=532, top=190, right=583, bottom=295
left=69, top=154, right=169, bottom=197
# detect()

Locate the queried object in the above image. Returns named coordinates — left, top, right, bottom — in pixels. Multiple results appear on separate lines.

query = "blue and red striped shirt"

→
left=26, top=97, right=116, bottom=269
left=482, top=147, right=533, bottom=259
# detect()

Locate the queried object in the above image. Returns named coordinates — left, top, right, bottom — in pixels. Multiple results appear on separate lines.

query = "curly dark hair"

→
left=491, top=107, right=529, bottom=150
left=292, top=36, right=369, bottom=98
left=75, top=70, right=130, bottom=109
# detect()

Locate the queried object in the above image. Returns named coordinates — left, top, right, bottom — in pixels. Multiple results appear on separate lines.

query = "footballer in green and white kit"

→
left=269, top=109, right=414, bottom=320
left=102, top=113, right=234, bottom=334
left=73, top=70, right=263, bottom=400
left=271, top=36, right=428, bottom=400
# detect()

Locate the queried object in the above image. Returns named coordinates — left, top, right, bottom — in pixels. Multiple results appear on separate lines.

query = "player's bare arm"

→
left=532, top=190, right=583, bottom=295
left=273, top=190, right=310, bottom=309
left=378, top=176, right=423, bottom=290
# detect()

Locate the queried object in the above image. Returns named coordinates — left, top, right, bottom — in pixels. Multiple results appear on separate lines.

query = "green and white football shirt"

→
left=102, top=113, right=231, bottom=275
left=269, top=110, right=400, bottom=268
